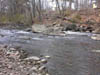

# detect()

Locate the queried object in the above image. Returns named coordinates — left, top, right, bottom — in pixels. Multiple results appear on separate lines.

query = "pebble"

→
left=8, top=65, right=12, bottom=69
left=31, top=72, right=38, bottom=75
left=92, top=50, right=100, bottom=53
left=29, top=66, right=37, bottom=71
left=46, top=74, right=50, bottom=75
left=40, top=59, right=47, bottom=64
left=45, top=56, right=51, bottom=59
left=37, top=61, right=41, bottom=64
left=24, top=56, right=40, bottom=61
left=10, top=48, right=16, bottom=51
left=38, top=66, right=46, bottom=71
left=0, top=73, right=3, bottom=75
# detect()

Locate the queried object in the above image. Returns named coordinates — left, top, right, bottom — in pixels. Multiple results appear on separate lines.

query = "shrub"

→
left=9, top=14, right=25, bottom=23
left=0, top=14, right=33, bottom=25
left=0, top=16, right=9, bottom=23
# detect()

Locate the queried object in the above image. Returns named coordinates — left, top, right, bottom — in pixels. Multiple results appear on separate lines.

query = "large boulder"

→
left=32, top=24, right=64, bottom=35
left=61, top=23, right=77, bottom=31
left=77, top=26, right=93, bottom=32
left=32, top=24, right=47, bottom=33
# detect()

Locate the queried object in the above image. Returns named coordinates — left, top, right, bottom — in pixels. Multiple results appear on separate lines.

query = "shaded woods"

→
left=0, top=0, right=100, bottom=25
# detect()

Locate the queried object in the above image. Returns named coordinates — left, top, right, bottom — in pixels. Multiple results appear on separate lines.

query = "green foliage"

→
left=0, top=16, right=9, bottom=23
left=0, top=14, right=33, bottom=25
left=9, top=14, right=25, bottom=23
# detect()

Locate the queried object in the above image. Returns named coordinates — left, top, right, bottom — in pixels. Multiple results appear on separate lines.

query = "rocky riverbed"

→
left=0, top=45, right=50, bottom=75
left=31, top=23, right=94, bottom=35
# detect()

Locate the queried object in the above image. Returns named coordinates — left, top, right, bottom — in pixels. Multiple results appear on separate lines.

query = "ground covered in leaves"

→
left=0, top=45, right=49, bottom=75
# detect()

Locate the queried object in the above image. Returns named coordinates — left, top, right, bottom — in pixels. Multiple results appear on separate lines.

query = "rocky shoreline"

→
left=31, top=23, right=98, bottom=35
left=0, top=45, right=50, bottom=75
left=0, top=22, right=99, bottom=35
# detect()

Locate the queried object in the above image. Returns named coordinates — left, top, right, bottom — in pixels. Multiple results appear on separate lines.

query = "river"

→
left=0, top=29, right=100, bottom=75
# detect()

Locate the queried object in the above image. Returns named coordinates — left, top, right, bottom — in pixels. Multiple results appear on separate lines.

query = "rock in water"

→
left=18, top=36, right=31, bottom=40
left=10, top=48, right=16, bottom=51
left=92, top=50, right=100, bottom=53
left=24, top=56, right=40, bottom=61
left=25, top=28, right=32, bottom=32
left=40, top=59, right=47, bottom=64
left=91, top=34, right=100, bottom=40
left=38, top=66, right=46, bottom=71
left=45, top=56, right=51, bottom=59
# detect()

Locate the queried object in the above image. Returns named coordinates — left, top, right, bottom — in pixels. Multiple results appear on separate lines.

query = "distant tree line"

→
left=0, top=0, right=99, bottom=25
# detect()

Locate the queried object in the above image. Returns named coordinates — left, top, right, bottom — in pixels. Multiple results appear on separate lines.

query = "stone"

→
left=32, top=24, right=47, bottom=33
left=8, top=64, right=12, bottom=69
left=18, top=36, right=31, bottom=40
left=38, top=66, right=46, bottom=71
left=25, top=28, right=32, bottom=32
left=92, top=50, right=100, bottom=53
left=61, top=23, right=77, bottom=31
left=85, top=26, right=93, bottom=32
left=31, top=72, right=38, bottom=75
left=3, top=45, right=8, bottom=48
left=37, top=61, right=41, bottom=64
left=93, top=28, right=100, bottom=34
left=10, top=48, right=16, bottom=51
left=46, top=73, right=50, bottom=75
left=91, top=34, right=100, bottom=40
left=29, top=66, right=37, bottom=71
left=24, top=56, right=40, bottom=61
left=40, top=59, right=47, bottom=64
left=44, top=56, right=51, bottom=59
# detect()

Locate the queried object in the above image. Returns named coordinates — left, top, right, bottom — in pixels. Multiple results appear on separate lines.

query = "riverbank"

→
left=0, top=29, right=99, bottom=75
left=0, top=45, right=50, bottom=75
left=0, top=23, right=31, bottom=30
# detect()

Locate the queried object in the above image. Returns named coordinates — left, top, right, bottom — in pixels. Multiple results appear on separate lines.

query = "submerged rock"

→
left=92, top=50, right=100, bottom=53
left=18, top=36, right=31, bottom=40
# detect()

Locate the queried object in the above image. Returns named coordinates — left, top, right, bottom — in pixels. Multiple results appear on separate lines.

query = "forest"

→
left=0, top=0, right=99, bottom=24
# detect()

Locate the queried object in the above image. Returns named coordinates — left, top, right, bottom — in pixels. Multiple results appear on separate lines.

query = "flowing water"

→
left=0, top=29, right=100, bottom=75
